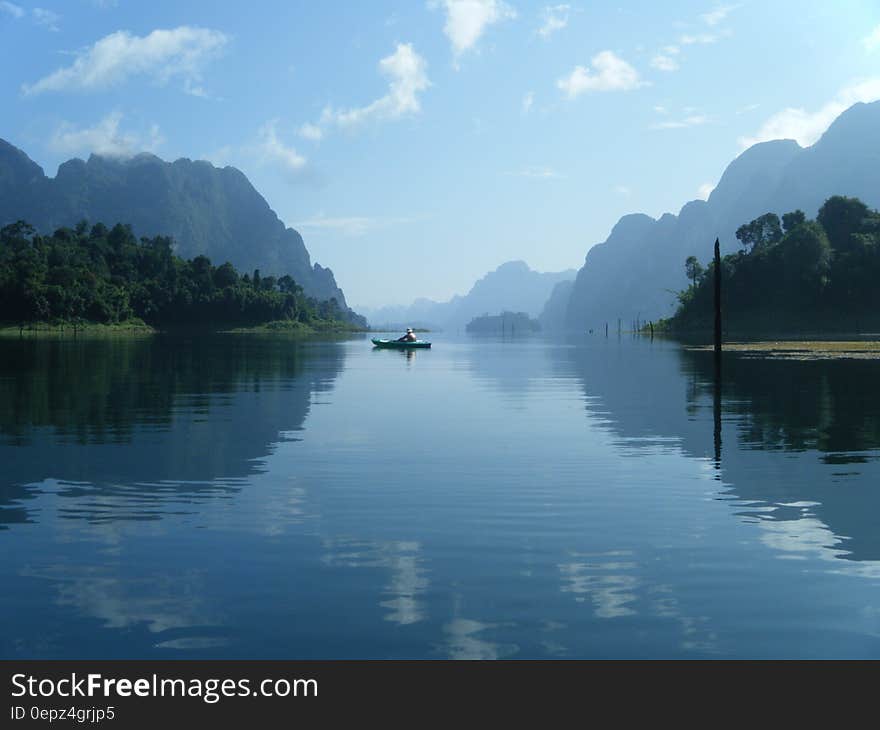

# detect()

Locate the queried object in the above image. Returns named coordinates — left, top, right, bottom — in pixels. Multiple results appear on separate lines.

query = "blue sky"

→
left=2, top=1, right=880, bottom=308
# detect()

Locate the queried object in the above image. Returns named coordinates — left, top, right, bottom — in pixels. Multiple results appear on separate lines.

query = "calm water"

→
left=3, top=332, right=880, bottom=659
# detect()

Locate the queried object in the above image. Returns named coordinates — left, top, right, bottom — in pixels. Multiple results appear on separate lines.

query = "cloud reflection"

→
left=322, top=537, right=429, bottom=625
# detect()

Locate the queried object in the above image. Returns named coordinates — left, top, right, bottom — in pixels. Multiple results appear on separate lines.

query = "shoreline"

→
left=0, top=319, right=367, bottom=338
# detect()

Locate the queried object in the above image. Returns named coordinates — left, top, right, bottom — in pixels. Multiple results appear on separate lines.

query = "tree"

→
left=782, top=210, right=806, bottom=233
left=0, top=218, right=355, bottom=330
left=736, top=213, right=783, bottom=251
left=780, top=221, right=832, bottom=293
left=818, top=196, right=870, bottom=253
left=685, top=256, right=704, bottom=288
left=213, top=262, right=238, bottom=289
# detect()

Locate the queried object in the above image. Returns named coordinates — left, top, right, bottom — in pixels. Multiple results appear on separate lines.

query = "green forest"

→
left=669, top=195, right=880, bottom=332
left=0, top=220, right=359, bottom=331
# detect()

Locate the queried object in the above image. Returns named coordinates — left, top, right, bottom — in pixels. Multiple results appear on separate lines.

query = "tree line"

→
left=0, top=220, right=352, bottom=329
left=671, top=195, right=880, bottom=331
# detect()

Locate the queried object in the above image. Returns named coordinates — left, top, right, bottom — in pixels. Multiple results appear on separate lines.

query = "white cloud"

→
left=864, top=25, right=880, bottom=52
left=49, top=112, right=164, bottom=158
left=521, top=90, right=534, bottom=114
left=613, top=185, right=631, bottom=195
left=206, top=131, right=310, bottom=180
left=256, top=120, right=306, bottom=174
left=318, top=43, right=430, bottom=129
left=296, top=215, right=416, bottom=236
left=33, top=7, right=60, bottom=31
left=430, top=0, right=516, bottom=63
left=651, top=114, right=709, bottom=129
left=557, top=51, right=644, bottom=98
left=735, top=102, right=759, bottom=114
left=0, top=1, right=24, bottom=18
left=202, top=145, right=236, bottom=168
left=680, top=33, right=718, bottom=45
left=738, top=79, right=880, bottom=148
left=701, top=4, right=739, bottom=27
left=505, top=166, right=562, bottom=179
left=651, top=54, right=679, bottom=72
left=538, top=4, right=570, bottom=39
left=697, top=182, right=715, bottom=200
left=22, top=26, right=228, bottom=96
left=298, top=123, right=323, bottom=141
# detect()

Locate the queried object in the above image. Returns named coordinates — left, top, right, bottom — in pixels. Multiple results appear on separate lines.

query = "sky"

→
left=2, top=1, right=880, bottom=309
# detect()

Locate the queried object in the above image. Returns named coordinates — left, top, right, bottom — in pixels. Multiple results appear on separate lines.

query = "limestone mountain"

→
left=0, top=140, right=354, bottom=313
left=364, top=260, right=576, bottom=330
left=562, top=101, right=880, bottom=330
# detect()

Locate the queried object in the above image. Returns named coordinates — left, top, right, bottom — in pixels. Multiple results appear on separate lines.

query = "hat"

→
left=406, top=328, right=413, bottom=332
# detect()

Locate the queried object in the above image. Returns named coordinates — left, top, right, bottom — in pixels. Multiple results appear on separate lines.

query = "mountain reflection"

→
left=681, top=348, right=880, bottom=564
left=0, top=335, right=345, bottom=528
left=559, top=338, right=880, bottom=564
left=680, top=349, right=880, bottom=460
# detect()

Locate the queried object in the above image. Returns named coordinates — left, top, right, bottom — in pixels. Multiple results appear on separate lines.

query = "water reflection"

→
left=5, top=333, right=880, bottom=658
left=560, top=338, right=880, bottom=567
left=0, top=335, right=345, bottom=528
left=680, top=350, right=880, bottom=460
left=439, top=594, right=519, bottom=660
left=0, top=335, right=350, bottom=656
left=322, top=537, right=429, bottom=626
left=440, top=618, right=518, bottom=660
left=558, top=551, right=638, bottom=618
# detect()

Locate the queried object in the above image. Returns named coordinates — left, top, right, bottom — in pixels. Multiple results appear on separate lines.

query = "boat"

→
left=371, top=338, right=432, bottom=349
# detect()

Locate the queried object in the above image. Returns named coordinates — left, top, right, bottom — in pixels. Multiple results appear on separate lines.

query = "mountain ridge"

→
left=0, top=140, right=354, bottom=313
left=362, top=259, right=576, bottom=330
left=563, top=100, right=880, bottom=329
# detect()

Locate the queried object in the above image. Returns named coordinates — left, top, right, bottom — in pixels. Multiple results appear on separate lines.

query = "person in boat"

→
left=397, top=327, right=417, bottom=342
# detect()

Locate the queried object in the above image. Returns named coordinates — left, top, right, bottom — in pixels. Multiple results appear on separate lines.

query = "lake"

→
left=2, top=332, right=880, bottom=659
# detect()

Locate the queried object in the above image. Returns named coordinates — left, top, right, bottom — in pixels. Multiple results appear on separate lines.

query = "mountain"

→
left=0, top=140, right=354, bottom=313
left=562, top=101, right=880, bottom=330
left=538, top=279, right=575, bottom=331
left=363, top=260, right=576, bottom=330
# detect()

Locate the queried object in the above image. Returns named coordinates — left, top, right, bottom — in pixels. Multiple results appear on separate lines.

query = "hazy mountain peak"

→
left=814, top=100, right=880, bottom=149
left=493, top=259, right=531, bottom=273
left=0, top=138, right=45, bottom=184
left=709, top=138, right=802, bottom=209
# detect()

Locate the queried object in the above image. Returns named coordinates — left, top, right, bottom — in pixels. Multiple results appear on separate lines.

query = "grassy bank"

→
left=687, top=340, right=880, bottom=360
left=221, top=319, right=367, bottom=335
left=0, top=319, right=156, bottom=337
left=0, top=318, right=366, bottom=338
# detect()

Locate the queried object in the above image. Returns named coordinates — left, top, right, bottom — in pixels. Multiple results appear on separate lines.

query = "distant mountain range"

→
left=362, top=260, right=576, bottom=330
left=0, top=140, right=354, bottom=313
left=561, top=100, right=880, bottom=330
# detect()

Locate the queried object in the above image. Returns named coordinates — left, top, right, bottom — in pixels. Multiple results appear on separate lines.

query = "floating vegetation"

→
left=688, top=341, right=880, bottom=360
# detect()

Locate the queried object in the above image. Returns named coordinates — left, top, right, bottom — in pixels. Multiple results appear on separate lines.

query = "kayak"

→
left=371, top=338, right=432, bottom=349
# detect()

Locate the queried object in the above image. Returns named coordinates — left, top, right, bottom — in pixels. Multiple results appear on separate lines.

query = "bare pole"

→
left=713, top=237, right=722, bottom=364
left=713, top=237, right=722, bottom=467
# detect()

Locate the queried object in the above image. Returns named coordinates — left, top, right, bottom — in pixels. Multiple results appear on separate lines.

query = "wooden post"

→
left=605, top=322, right=608, bottom=337
left=713, top=237, right=722, bottom=364
left=713, top=368, right=722, bottom=467
left=713, top=236, right=722, bottom=467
